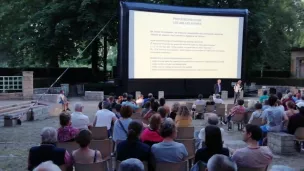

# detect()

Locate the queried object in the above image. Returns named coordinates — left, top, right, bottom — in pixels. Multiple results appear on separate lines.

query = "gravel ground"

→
left=0, top=98, right=303, bottom=171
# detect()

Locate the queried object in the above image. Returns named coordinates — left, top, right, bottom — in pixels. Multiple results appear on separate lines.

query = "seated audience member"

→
left=143, top=93, right=153, bottom=105
left=277, top=92, right=283, bottom=100
left=157, top=107, right=167, bottom=121
left=141, top=102, right=151, bottom=117
left=159, top=98, right=170, bottom=114
left=57, top=112, right=79, bottom=142
left=276, top=100, right=285, bottom=112
left=113, top=106, right=133, bottom=142
left=58, top=90, right=70, bottom=112
left=285, top=101, right=298, bottom=118
left=168, top=102, right=180, bottom=120
left=245, top=100, right=256, bottom=113
left=259, top=90, right=269, bottom=103
left=175, top=104, right=192, bottom=127
left=118, top=158, right=145, bottom=171
left=122, top=95, right=139, bottom=111
left=197, top=114, right=224, bottom=147
left=122, top=93, right=128, bottom=102
left=213, top=94, right=223, bottom=104
left=206, top=96, right=215, bottom=105
left=261, top=95, right=288, bottom=133
left=248, top=103, right=263, bottom=124
left=262, top=100, right=270, bottom=111
left=151, top=118, right=188, bottom=162
left=225, top=99, right=246, bottom=131
left=117, top=121, right=150, bottom=161
left=71, top=102, right=91, bottom=130
left=192, top=94, right=206, bottom=109
left=195, top=125, right=229, bottom=164
left=141, top=114, right=164, bottom=146
left=93, top=101, right=117, bottom=136
left=282, top=93, right=295, bottom=111
left=28, top=127, right=71, bottom=170
left=72, top=130, right=102, bottom=163
left=296, top=95, right=304, bottom=106
left=231, top=124, right=273, bottom=168
left=206, top=154, right=237, bottom=171
left=296, top=90, right=302, bottom=100
left=143, top=101, right=159, bottom=120
left=33, top=161, right=61, bottom=171
left=288, top=103, right=304, bottom=135
left=136, top=94, right=144, bottom=107
left=113, top=104, right=122, bottom=119
left=108, top=96, right=116, bottom=111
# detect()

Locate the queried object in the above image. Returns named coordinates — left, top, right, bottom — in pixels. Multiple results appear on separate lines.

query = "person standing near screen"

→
left=214, top=79, right=222, bottom=95
left=234, top=80, right=242, bottom=104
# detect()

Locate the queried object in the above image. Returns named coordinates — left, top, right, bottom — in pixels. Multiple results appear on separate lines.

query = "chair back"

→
left=176, top=127, right=194, bottom=139
left=91, top=127, right=108, bottom=140
left=155, top=160, right=188, bottom=171
left=215, top=103, right=225, bottom=109
left=90, top=140, right=112, bottom=160
left=294, top=127, right=304, bottom=140
left=175, top=139, right=195, bottom=158
left=131, top=112, right=142, bottom=120
left=238, top=167, right=267, bottom=171
left=215, top=108, right=226, bottom=117
left=116, top=160, right=149, bottom=171
left=244, top=101, right=249, bottom=108
left=205, top=105, right=214, bottom=112
left=195, top=105, right=205, bottom=114
left=231, top=114, right=244, bottom=123
left=74, top=161, right=107, bottom=171
left=227, top=104, right=235, bottom=111
left=57, top=141, right=79, bottom=154
left=250, top=118, right=263, bottom=126
left=186, top=102, right=193, bottom=111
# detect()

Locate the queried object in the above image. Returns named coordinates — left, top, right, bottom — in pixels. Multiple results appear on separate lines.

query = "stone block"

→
left=221, top=91, right=228, bottom=99
left=84, top=91, right=104, bottom=101
left=33, top=94, right=60, bottom=103
left=268, top=132, right=297, bottom=155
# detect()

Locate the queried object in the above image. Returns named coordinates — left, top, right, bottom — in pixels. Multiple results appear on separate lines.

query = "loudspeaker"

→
left=269, top=88, right=276, bottom=95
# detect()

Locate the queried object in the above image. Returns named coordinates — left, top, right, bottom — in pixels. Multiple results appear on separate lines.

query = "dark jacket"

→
left=116, top=140, right=150, bottom=162
left=214, top=84, right=221, bottom=94
left=28, top=144, right=66, bottom=170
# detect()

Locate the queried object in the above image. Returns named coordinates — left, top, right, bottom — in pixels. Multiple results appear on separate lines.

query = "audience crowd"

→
left=28, top=90, right=304, bottom=171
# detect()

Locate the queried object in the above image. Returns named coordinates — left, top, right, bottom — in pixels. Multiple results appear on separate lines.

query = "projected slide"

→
left=128, top=10, right=244, bottom=79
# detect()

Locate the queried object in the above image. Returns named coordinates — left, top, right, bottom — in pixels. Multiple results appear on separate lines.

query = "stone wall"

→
left=33, top=94, right=60, bottom=103
left=0, top=93, right=23, bottom=100
left=84, top=91, right=104, bottom=101
left=268, top=132, right=296, bottom=155
left=34, top=87, right=61, bottom=94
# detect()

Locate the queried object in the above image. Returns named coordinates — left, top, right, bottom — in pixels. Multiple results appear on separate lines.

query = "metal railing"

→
left=0, top=76, right=23, bottom=93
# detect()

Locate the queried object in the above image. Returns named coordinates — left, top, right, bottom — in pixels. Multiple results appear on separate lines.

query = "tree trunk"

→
left=91, top=38, right=100, bottom=76
left=103, top=35, right=108, bottom=81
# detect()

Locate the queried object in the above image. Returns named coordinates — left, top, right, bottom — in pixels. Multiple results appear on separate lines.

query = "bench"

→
left=84, top=91, right=104, bottom=101
left=268, top=132, right=296, bottom=155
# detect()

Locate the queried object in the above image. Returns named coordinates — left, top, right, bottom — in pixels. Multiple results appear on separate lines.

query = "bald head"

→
left=208, top=114, right=219, bottom=125
left=207, top=154, right=237, bottom=171
left=33, top=161, right=61, bottom=171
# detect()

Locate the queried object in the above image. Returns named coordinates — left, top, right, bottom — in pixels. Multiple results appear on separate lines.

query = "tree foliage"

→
left=0, top=0, right=303, bottom=78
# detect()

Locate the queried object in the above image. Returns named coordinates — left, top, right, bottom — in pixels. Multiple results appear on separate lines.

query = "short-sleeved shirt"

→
left=230, top=105, right=246, bottom=116
left=57, top=126, right=79, bottom=142
left=95, top=109, right=116, bottom=129
left=113, top=118, right=132, bottom=142
left=232, top=146, right=273, bottom=168
left=71, top=112, right=90, bottom=130
left=248, top=110, right=263, bottom=123
left=262, top=106, right=285, bottom=132
left=151, top=141, right=188, bottom=163
left=259, top=95, right=269, bottom=103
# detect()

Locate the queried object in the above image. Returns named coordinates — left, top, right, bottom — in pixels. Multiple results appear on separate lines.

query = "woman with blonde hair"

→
left=175, top=104, right=192, bottom=127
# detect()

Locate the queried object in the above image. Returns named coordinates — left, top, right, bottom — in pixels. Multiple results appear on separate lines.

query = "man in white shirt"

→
left=296, top=95, right=304, bottom=107
left=93, top=101, right=117, bottom=132
left=71, top=102, right=90, bottom=130
left=233, top=80, right=242, bottom=104
left=213, top=94, right=224, bottom=104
